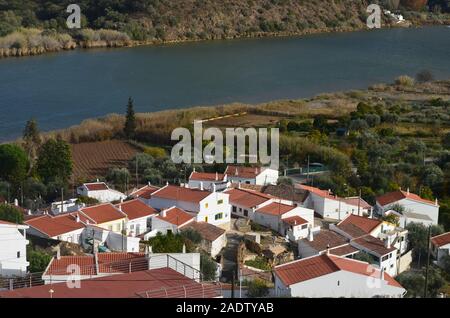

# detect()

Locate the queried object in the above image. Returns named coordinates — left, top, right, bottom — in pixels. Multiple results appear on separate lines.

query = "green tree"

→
left=0, top=11, right=22, bottom=36
left=22, top=119, right=41, bottom=170
left=124, top=97, right=137, bottom=139
left=200, top=253, right=217, bottom=281
left=406, top=223, right=444, bottom=264
left=147, top=232, right=185, bottom=253
left=107, top=168, right=130, bottom=192
left=0, top=203, right=24, bottom=223
left=27, top=247, right=52, bottom=273
left=181, top=228, right=202, bottom=245
left=247, top=278, right=270, bottom=297
left=36, top=139, right=73, bottom=184
left=0, top=144, right=29, bottom=185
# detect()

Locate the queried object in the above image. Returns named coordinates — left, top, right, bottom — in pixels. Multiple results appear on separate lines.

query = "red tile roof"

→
left=189, top=172, right=226, bottom=181
left=84, top=182, right=109, bottom=191
left=225, top=165, right=263, bottom=179
left=226, top=188, right=272, bottom=208
left=44, top=256, right=96, bottom=276
left=80, top=203, right=126, bottom=224
left=329, top=244, right=359, bottom=257
left=156, top=207, right=195, bottom=227
left=282, top=215, right=308, bottom=227
left=184, top=221, right=226, bottom=241
left=25, top=214, right=85, bottom=237
left=275, top=254, right=403, bottom=288
left=115, top=199, right=157, bottom=220
left=431, top=232, right=450, bottom=248
left=130, top=185, right=160, bottom=200
left=0, top=268, right=220, bottom=298
left=256, top=202, right=296, bottom=216
left=152, top=185, right=212, bottom=203
left=376, top=190, right=436, bottom=206
left=300, top=229, right=349, bottom=252
left=352, top=235, right=396, bottom=256
left=300, top=185, right=372, bottom=209
left=338, top=214, right=381, bottom=235
left=299, top=184, right=336, bottom=199
left=342, top=197, right=372, bottom=209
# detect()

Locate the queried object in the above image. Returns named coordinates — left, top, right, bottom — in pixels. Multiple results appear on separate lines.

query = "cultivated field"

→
left=71, top=140, right=140, bottom=181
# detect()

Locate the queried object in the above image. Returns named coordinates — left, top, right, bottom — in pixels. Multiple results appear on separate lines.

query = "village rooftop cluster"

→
left=0, top=164, right=448, bottom=298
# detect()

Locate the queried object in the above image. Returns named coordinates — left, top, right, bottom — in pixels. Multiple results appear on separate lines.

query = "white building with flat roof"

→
left=0, top=220, right=29, bottom=277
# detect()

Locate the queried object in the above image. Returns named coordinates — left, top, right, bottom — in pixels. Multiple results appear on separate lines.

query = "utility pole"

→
left=423, top=225, right=432, bottom=298
left=306, top=155, right=310, bottom=182
left=357, top=188, right=361, bottom=216
left=60, top=187, right=64, bottom=214
left=135, top=158, right=139, bottom=189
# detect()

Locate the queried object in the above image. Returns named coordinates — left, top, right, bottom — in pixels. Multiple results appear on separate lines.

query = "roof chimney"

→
left=238, top=182, right=241, bottom=189
left=27, top=209, right=32, bottom=216
left=200, top=182, right=204, bottom=191
left=326, top=244, right=330, bottom=255
left=193, top=167, right=196, bottom=173
left=182, top=244, right=186, bottom=254
left=166, top=181, right=169, bottom=186
left=96, top=179, right=99, bottom=182
left=148, top=181, right=151, bottom=186
left=235, top=168, right=239, bottom=176
left=435, top=198, right=438, bottom=206
left=212, top=183, right=216, bottom=193
left=380, top=267, right=385, bottom=281
left=76, top=214, right=80, bottom=223
left=161, top=209, right=167, bottom=218
left=308, top=226, right=314, bottom=242
left=384, top=238, right=391, bottom=249
left=56, top=246, right=61, bottom=260
left=407, top=188, right=410, bottom=195
left=14, top=199, right=18, bottom=207
left=118, top=205, right=122, bottom=212
left=216, top=172, right=219, bottom=181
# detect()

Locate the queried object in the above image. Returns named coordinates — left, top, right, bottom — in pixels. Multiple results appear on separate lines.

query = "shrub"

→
left=244, top=256, right=271, bottom=271
left=247, top=278, right=270, bottom=297
left=416, top=70, right=434, bottom=83
left=395, top=75, right=415, bottom=87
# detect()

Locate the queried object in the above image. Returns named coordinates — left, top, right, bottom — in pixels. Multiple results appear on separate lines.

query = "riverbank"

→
left=1, top=9, right=449, bottom=59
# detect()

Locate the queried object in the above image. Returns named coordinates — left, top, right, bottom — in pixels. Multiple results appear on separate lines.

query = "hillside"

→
left=1, top=0, right=449, bottom=57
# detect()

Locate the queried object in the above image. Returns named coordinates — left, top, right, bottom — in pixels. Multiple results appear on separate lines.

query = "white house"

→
left=300, top=185, right=372, bottom=220
left=375, top=189, right=439, bottom=225
left=0, top=220, right=29, bottom=277
left=151, top=207, right=195, bottom=235
left=115, top=199, right=158, bottom=237
left=183, top=222, right=227, bottom=258
left=84, top=224, right=141, bottom=253
left=51, top=198, right=85, bottom=215
left=77, top=182, right=127, bottom=203
left=225, top=187, right=273, bottom=219
left=431, top=232, right=450, bottom=268
left=274, top=254, right=406, bottom=298
left=130, top=184, right=160, bottom=205
left=149, top=184, right=231, bottom=229
left=253, top=202, right=314, bottom=241
left=25, top=213, right=86, bottom=244
left=225, top=165, right=279, bottom=186
left=188, top=171, right=229, bottom=191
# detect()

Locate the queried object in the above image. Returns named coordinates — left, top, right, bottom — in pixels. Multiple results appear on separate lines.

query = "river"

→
left=0, top=26, right=449, bottom=142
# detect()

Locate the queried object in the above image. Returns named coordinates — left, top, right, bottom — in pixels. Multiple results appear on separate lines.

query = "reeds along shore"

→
left=0, top=28, right=132, bottom=58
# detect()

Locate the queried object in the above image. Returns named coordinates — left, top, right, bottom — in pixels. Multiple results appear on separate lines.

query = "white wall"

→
left=255, top=169, right=279, bottom=185
left=0, top=225, right=29, bottom=277
left=197, top=192, right=231, bottom=227
left=126, top=216, right=151, bottom=237
left=151, top=217, right=192, bottom=235
left=78, top=188, right=127, bottom=203
left=211, top=234, right=227, bottom=258
left=275, top=270, right=405, bottom=298
left=381, top=198, right=439, bottom=225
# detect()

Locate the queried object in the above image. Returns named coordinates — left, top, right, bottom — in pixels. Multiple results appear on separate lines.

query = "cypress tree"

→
left=124, top=97, right=137, bottom=139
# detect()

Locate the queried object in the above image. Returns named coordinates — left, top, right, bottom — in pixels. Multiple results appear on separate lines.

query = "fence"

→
left=0, top=254, right=205, bottom=292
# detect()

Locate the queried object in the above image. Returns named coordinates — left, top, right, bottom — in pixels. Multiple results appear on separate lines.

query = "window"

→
left=108, top=225, right=113, bottom=231
left=232, top=206, right=237, bottom=213
left=215, top=213, right=223, bottom=220
left=205, top=203, right=209, bottom=208
left=17, top=251, right=20, bottom=258
left=244, top=210, right=248, bottom=217
left=239, top=208, right=242, bottom=212
left=217, top=199, right=223, bottom=205
left=205, top=216, right=208, bottom=223
left=301, top=224, right=308, bottom=230
left=130, top=224, right=134, bottom=230
left=245, top=181, right=250, bottom=184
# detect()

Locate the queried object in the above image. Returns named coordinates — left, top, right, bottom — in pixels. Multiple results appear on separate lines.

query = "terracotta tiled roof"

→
left=189, top=172, right=226, bottom=181
left=184, top=221, right=226, bottom=242
left=352, top=235, right=396, bottom=256
left=80, top=203, right=126, bottom=224
left=275, top=254, right=403, bottom=288
left=431, top=232, right=450, bottom=248
left=275, top=254, right=340, bottom=286
left=152, top=185, right=212, bottom=203
left=97, top=253, right=147, bottom=273
left=115, top=199, right=157, bottom=221
left=84, top=182, right=109, bottom=191
left=130, top=185, right=160, bottom=200
left=44, top=256, right=96, bottom=276
left=0, top=268, right=220, bottom=298
left=338, top=214, right=381, bottom=236
left=226, top=188, right=272, bottom=208
left=342, top=197, right=372, bottom=209
left=299, top=184, right=336, bottom=200
left=25, top=213, right=85, bottom=237
left=156, top=207, right=195, bottom=227
left=376, top=190, right=436, bottom=206
left=336, top=223, right=368, bottom=238
left=225, top=165, right=263, bottom=179
left=329, top=244, right=359, bottom=257
left=256, top=202, right=296, bottom=216
left=299, top=229, right=348, bottom=252
left=262, top=184, right=308, bottom=203
left=282, top=216, right=308, bottom=226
